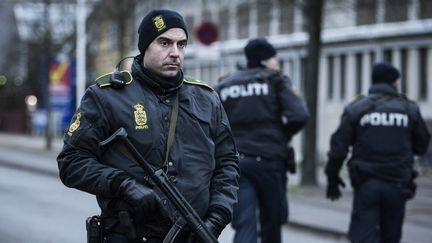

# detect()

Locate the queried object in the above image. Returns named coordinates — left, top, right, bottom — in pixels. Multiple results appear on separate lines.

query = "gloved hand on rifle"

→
left=326, top=175, right=345, bottom=201
left=188, top=206, right=230, bottom=242
left=203, top=206, right=230, bottom=238
left=112, top=174, right=161, bottom=212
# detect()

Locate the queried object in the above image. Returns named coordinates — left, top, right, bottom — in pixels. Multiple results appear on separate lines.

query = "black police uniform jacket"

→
left=327, top=83, right=430, bottom=183
left=215, top=67, right=309, bottom=160
left=57, top=58, right=240, bottom=234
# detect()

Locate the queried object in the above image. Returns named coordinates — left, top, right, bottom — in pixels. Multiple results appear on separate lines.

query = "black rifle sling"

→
left=164, top=93, right=179, bottom=166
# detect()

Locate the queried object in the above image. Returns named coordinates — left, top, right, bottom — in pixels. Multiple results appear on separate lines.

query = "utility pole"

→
left=44, top=0, right=53, bottom=150
left=76, top=0, right=86, bottom=109
left=301, top=0, right=324, bottom=185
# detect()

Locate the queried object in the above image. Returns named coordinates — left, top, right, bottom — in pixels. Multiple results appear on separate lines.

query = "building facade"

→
left=88, top=0, right=432, bottom=165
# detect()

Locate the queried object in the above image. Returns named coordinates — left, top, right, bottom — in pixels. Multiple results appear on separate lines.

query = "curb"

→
left=0, top=159, right=59, bottom=178
left=287, top=221, right=348, bottom=240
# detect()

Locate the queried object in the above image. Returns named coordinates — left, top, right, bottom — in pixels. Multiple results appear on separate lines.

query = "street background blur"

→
left=0, top=0, right=431, bottom=242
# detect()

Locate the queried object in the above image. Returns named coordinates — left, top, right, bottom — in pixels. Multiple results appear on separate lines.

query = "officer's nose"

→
left=169, top=45, right=180, bottom=58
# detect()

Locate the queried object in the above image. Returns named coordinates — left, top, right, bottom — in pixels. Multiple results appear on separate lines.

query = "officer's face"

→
left=143, top=28, right=187, bottom=77
left=261, top=57, right=279, bottom=71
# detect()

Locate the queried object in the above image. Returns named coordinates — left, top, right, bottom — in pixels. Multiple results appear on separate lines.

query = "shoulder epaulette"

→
left=184, top=76, right=214, bottom=91
left=397, top=93, right=415, bottom=103
left=95, top=70, right=133, bottom=88
left=217, top=72, right=231, bottom=83
left=349, top=94, right=366, bottom=105
left=258, top=68, right=281, bottom=80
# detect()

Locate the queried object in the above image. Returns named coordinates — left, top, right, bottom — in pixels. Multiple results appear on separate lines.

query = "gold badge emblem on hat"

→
left=134, top=103, right=148, bottom=129
left=68, top=112, right=81, bottom=136
left=152, top=15, right=166, bottom=32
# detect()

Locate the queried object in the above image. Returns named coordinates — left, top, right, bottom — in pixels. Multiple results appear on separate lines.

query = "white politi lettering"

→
left=359, top=112, right=408, bottom=127
left=220, top=82, right=269, bottom=101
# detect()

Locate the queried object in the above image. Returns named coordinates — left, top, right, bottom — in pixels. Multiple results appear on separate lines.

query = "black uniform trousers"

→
left=232, top=155, right=285, bottom=243
left=348, top=179, right=407, bottom=243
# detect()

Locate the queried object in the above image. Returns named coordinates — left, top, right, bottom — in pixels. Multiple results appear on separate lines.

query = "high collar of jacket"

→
left=131, top=55, right=183, bottom=95
left=238, top=67, right=279, bottom=77
left=368, top=82, right=398, bottom=96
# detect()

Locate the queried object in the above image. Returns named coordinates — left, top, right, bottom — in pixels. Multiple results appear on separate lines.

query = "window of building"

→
left=384, top=0, right=408, bottom=22
left=301, top=57, right=307, bottom=94
left=257, top=1, right=271, bottom=36
left=370, top=51, right=376, bottom=66
left=400, top=48, right=408, bottom=94
left=383, top=49, right=392, bottom=63
left=356, top=0, right=376, bottom=25
left=340, top=55, right=346, bottom=100
left=419, top=0, right=432, bottom=19
left=279, top=59, right=284, bottom=71
left=419, top=47, right=428, bottom=100
left=185, top=16, right=195, bottom=44
left=355, top=53, right=363, bottom=95
left=327, top=55, right=334, bottom=100
left=278, top=0, right=294, bottom=34
left=219, top=9, right=229, bottom=41
left=237, top=3, right=250, bottom=39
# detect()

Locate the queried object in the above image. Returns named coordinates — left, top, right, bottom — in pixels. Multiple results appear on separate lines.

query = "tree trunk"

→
left=301, top=0, right=324, bottom=185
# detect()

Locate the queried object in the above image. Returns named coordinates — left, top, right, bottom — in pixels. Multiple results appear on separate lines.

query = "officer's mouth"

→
left=164, top=64, right=180, bottom=70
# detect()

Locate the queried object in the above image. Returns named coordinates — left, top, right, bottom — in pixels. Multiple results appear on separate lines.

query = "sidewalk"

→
left=0, top=132, right=431, bottom=243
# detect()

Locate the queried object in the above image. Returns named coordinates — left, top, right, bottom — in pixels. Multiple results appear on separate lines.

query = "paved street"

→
left=0, top=132, right=431, bottom=243
left=0, top=133, right=346, bottom=243
left=0, top=166, right=98, bottom=243
left=0, top=164, right=347, bottom=243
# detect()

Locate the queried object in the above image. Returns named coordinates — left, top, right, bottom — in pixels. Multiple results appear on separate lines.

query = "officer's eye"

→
left=160, top=40, right=169, bottom=47
left=178, top=41, right=187, bottom=49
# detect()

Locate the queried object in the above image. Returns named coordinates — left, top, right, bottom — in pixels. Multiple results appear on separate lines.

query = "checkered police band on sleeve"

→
left=137, top=9, right=189, bottom=55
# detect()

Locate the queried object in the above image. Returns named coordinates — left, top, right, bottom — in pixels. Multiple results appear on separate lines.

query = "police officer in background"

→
left=57, top=9, right=239, bottom=243
left=326, top=62, right=430, bottom=243
left=215, top=38, right=309, bottom=243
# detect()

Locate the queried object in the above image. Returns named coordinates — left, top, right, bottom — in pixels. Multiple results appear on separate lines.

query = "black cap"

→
left=244, top=38, right=277, bottom=68
left=372, top=62, right=400, bottom=84
left=138, top=9, right=188, bottom=55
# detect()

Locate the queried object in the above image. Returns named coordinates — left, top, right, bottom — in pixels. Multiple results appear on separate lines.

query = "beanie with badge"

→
left=137, top=9, right=188, bottom=55
left=244, top=38, right=277, bottom=68
left=372, top=62, right=400, bottom=84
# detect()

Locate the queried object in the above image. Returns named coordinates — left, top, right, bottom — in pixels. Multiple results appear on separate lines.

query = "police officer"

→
left=57, top=9, right=239, bottom=243
left=325, top=62, right=430, bottom=243
left=215, top=38, right=309, bottom=243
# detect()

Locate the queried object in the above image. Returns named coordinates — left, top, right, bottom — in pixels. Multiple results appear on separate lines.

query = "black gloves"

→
left=203, top=207, right=230, bottom=238
left=326, top=176, right=345, bottom=201
left=285, top=146, right=296, bottom=174
left=114, top=176, right=161, bottom=212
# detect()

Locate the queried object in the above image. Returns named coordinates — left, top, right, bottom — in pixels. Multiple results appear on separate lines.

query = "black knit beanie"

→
left=138, top=9, right=188, bottom=55
left=244, top=38, right=277, bottom=68
left=372, top=62, right=400, bottom=84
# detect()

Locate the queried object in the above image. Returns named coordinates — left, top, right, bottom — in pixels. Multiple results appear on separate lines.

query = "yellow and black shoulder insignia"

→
left=95, top=70, right=133, bottom=88
left=184, top=76, right=214, bottom=91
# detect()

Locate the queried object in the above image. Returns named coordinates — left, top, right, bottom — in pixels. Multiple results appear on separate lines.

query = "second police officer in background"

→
left=325, top=62, right=430, bottom=243
left=215, top=38, right=309, bottom=243
left=57, top=9, right=240, bottom=243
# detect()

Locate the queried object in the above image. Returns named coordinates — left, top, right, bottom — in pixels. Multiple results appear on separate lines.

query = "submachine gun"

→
left=99, top=127, right=218, bottom=243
